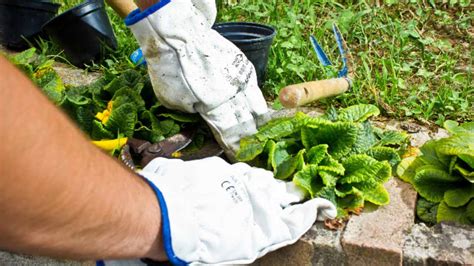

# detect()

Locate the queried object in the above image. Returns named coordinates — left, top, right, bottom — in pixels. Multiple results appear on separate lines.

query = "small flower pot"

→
left=0, top=0, right=60, bottom=50
left=213, top=22, right=276, bottom=88
left=42, top=0, right=117, bottom=67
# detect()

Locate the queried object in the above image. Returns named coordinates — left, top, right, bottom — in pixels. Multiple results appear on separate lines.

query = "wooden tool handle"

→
left=279, top=78, right=350, bottom=108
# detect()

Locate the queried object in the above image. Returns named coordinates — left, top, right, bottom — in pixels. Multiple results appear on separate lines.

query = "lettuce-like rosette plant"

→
left=397, top=120, right=474, bottom=225
left=236, top=104, right=408, bottom=217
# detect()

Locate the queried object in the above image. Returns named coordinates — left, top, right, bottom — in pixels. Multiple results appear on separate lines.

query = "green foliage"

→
left=8, top=49, right=203, bottom=143
left=416, top=197, right=438, bottom=225
left=337, top=104, right=380, bottom=123
left=218, top=1, right=473, bottom=123
left=397, top=121, right=474, bottom=225
left=237, top=104, right=408, bottom=218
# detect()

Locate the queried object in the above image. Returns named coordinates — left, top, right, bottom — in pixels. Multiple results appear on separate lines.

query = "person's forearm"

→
left=105, top=0, right=138, bottom=18
left=0, top=56, right=165, bottom=261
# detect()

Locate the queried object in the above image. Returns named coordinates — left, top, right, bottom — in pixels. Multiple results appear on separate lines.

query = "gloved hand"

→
left=125, top=0, right=269, bottom=159
left=136, top=157, right=336, bottom=265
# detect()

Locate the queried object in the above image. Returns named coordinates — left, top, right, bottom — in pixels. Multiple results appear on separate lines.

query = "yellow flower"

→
left=95, top=101, right=114, bottom=124
left=171, top=151, right=182, bottom=158
left=92, top=137, right=128, bottom=152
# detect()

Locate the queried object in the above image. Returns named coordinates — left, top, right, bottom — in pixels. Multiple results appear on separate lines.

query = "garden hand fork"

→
left=279, top=24, right=353, bottom=108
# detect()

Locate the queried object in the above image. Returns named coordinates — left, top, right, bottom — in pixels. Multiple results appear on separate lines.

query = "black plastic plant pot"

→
left=213, top=22, right=276, bottom=88
left=0, top=0, right=60, bottom=50
left=42, top=0, right=118, bottom=67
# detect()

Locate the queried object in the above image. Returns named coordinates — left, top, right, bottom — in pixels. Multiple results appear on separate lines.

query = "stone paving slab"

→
left=403, top=223, right=474, bottom=265
left=251, top=223, right=345, bottom=266
left=341, top=178, right=418, bottom=266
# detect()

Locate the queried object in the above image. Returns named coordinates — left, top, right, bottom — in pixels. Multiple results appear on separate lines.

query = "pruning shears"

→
left=279, top=24, right=353, bottom=108
left=118, top=128, right=223, bottom=170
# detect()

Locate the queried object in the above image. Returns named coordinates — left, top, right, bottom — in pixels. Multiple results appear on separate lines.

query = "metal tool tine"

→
left=333, top=24, right=352, bottom=78
left=310, top=35, right=332, bottom=67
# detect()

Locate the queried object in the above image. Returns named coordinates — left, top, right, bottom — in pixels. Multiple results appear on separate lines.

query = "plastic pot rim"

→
left=213, top=22, right=277, bottom=44
left=42, top=1, right=104, bottom=30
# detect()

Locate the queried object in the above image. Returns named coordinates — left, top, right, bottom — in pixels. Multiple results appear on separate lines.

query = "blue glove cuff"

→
left=143, top=178, right=187, bottom=266
left=124, top=0, right=171, bottom=26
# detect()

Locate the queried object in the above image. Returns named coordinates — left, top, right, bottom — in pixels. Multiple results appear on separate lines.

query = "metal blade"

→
left=310, top=35, right=332, bottom=67
left=333, top=24, right=350, bottom=78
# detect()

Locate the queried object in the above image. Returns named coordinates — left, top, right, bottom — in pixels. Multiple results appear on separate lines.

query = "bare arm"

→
left=0, top=56, right=166, bottom=261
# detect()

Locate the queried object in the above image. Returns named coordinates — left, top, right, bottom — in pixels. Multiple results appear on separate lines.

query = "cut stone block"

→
left=304, top=223, right=346, bottom=266
left=251, top=238, right=314, bottom=266
left=341, top=178, right=417, bottom=266
left=403, top=223, right=474, bottom=265
left=252, top=223, right=344, bottom=266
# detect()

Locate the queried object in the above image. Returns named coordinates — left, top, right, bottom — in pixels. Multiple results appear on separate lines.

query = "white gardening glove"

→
left=135, top=157, right=336, bottom=265
left=125, top=0, right=270, bottom=159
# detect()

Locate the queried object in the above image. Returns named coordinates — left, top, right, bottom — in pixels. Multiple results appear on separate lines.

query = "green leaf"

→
left=75, top=106, right=95, bottom=134
left=104, top=103, right=138, bottom=137
left=236, top=137, right=266, bottom=161
left=104, top=69, right=144, bottom=95
left=274, top=150, right=305, bottom=180
left=340, top=154, right=389, bottom=184
left=467, top=200, right=474, bottom=223
left=358, top=182, right=390, bottom=205
left=376, top=160, right=393, bottom=184
left=337, top=190, right=365, bottom=214
left=317, top=186, right=337, bottom=205
left=159, top=119, right=180, bottom=137
left=335, top=183, right=356, bottom=197
left=34, top=69, right=64, bottom=104
left=159, top=112, right=200, bottom=123
left=416, top=197, right=439, bottom=224
left=319, top=170, right=338, bottom=187
left=412, top=166, right=463, bottom=202
left=368, top=146, right=401, bottom=167
left=337, top=104, right=380, bottom=122
left=454, top=162, right=474, bottom=183
left=436, top=133, right=474, bottom=156
left=444, top=184, right=474, bottom=207
left=138, top=111, right=165, bottom=143
left=318, top=155, right=345, bottom=176
left=112, top=88, right=146, bottom=112
left=256, top=112, right=308, bottom=141
left=437, top=200, right=472, bottom=225
left=459, top=154, right=474, bottom=169
left=306, top=144, right=328, bottom=165
left=376, top=130, right=409, bottom=146
left=350, top=121, right=378, bottom=154
left=443, top=120, right=474, bottom=134
left=270, top=141, right=303, bottom=180
left=64, top=86, right=91, bottom=106
left=396, top=157, right=426, bottom=184
left=91, top=120, right=114, bottom=140
left=419, top=140, right=451, bottom=167
left=301, top=121, right=358, bottom=159
left=293, top=165, right=323, bottom=198
left=9, top=48, right=36, bottom=65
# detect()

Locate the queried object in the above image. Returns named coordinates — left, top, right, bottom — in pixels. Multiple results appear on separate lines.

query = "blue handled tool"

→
left=279, top=24, right=353, bottom=108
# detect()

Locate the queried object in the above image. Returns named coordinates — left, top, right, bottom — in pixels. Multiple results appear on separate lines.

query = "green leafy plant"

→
left=397, top=120, right=474, bottom=225
left=9, top=48, right=202, bottom=143
left=236, top=104, right=408, bottom=217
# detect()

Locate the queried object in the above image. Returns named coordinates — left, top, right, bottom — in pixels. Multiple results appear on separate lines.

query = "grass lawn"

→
left=49, top=0, right=473, bottom=125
